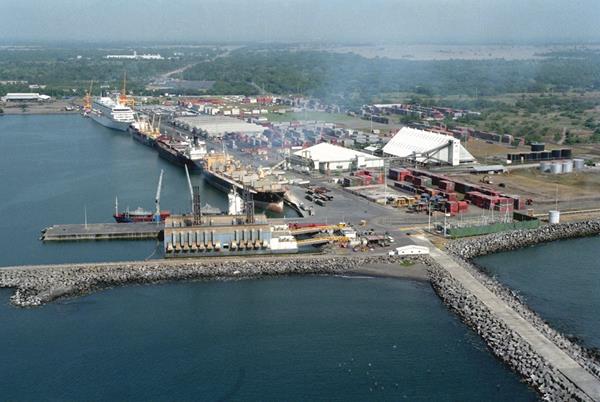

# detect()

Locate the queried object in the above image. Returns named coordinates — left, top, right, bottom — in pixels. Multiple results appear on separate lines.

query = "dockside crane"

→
left=154, top=169, right=164, bottom=223
left=184, top=164, right=202, bottom=225
left=83, top=80, right=94, bottom=111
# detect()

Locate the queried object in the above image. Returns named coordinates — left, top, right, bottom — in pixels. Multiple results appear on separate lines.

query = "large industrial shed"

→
left=174, top=116, right=265, bottom=138
left=290, top=142, right=384, bottom=173
left=1, top=93, right=51, bottom=102
left=383, top=127, right=475, bottom=166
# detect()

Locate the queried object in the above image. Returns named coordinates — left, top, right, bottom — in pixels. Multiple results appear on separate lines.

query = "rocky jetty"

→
left=440, top=220, right=600, bottom=397
left=427, top=260, right=593, bottom=401
left=447, top=220, right=600, bottom=259
left=0, top=255, right=400, bottom=307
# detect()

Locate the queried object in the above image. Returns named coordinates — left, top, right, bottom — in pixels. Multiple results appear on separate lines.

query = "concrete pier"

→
left=41, top=223, right=162, bottom=241
left=415, top=234, right=600, bottom=401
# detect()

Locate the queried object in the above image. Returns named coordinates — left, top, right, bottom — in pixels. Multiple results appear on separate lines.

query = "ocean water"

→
left=477, top=236, right=600, bottom=351
left=0, top=114, right=538, bottom=400
left=0, top=277, right=537, bottom=401
left=0, top=114, right=292, bottom=266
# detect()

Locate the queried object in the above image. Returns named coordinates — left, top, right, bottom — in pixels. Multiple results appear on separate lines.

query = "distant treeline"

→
left=3, top=46, right=600, bottom=106
left=184, top=48, right=600, bottom=107
left=0, top=47, right=219, bottom=97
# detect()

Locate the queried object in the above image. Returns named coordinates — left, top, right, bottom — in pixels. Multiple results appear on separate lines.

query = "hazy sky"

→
left=2, top=0, right=599, bottom=44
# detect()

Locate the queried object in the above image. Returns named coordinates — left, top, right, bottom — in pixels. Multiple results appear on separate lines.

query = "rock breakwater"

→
left=447, top=220, right=600, bottom=259
left=427, top=260, right=593, bottom=401
left=439, top=220, right=600, bottom=398
left=0, top=255, right=400, bottom=307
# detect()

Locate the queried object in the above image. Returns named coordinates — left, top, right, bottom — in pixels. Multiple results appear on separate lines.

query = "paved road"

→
left=413, top=234, right=600, bottom=401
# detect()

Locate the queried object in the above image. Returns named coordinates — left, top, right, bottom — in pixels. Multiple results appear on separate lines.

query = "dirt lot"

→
left=1, top=99, right=79, bottom=115
left=451, top=167, right=600, bottom=212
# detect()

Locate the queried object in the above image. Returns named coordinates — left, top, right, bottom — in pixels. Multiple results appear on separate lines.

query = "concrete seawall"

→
left=0, top=255, right=402, bottom=307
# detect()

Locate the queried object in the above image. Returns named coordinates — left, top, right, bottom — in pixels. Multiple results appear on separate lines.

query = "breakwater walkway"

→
left=414, top=234, right=600, bottom=401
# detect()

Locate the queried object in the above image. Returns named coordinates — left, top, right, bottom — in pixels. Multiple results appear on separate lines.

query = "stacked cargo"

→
left=440, top=191, right=458, bottom=202
left=438, top=180, right=455, bottom=192
left=423, top=187, right=439, bottom=197
left=445, top=201, right=459, bottom=215
left=394, top=181, right=417, bottom=194
left=342, top=176, right=362, bottom=187
left=412, top=176, right=432, bottom=187
left=388, top=168, right=410, bottom=181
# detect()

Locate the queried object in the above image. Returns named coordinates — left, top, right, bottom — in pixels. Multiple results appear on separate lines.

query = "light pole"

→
left=428, top=201, right=432, bottom=232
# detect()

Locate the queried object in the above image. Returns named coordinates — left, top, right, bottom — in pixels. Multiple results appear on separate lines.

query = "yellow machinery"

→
left=83, top=80, right=93, bottom=111
left=118, top=72, right=136, bottom=108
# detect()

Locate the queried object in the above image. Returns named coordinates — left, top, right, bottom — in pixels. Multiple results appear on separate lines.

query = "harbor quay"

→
left=6, top=221, right=600, bottom=400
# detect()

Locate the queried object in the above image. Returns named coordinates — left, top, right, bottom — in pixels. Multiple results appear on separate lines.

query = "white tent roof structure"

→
left=293, top=142, right=381, bottom=163
left=382, top=127, right=475, bottom=166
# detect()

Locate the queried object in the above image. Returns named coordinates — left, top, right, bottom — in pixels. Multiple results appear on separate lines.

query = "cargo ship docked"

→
left=113, top=170, right=171, bottom=223
left=114, top=206, right=170, bottom=223
left=90, top=96, right=135, bottom=131
left=199, top=153, right=287, bottom=213
left=128, top=116, right=160, bottom=148
left=155, top=135, right=206, bottom=172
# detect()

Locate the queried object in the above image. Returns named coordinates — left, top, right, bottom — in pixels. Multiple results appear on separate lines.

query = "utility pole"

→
left=428, top=202, right=432, bottom=232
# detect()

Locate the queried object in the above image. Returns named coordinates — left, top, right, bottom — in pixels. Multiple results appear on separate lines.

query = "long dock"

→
left=415, top=234, right=600, bottom=401
left=41, top=223, right=162, bottom=241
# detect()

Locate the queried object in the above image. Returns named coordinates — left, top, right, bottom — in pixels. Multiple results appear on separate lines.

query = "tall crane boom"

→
left=154, top=169, right=164, bottom=221
left=184, top=164, right=194, bottom=214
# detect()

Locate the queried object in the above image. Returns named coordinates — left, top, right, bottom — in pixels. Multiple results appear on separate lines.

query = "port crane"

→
left=83, top=80, right=94, bottom=111
left=154, top=169, right=164, bottom=222
left=118, top=72, right=135, bottom=108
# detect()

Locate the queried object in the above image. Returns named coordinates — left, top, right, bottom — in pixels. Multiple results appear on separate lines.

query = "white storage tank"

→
left=562, top=160, right=573, bottom=174
left=539, top=161, right=551, bottom=172
left=548, top=210, right=560, bottom=224
left=573, top=158, right=585, bottom=171
left=550, top=163, right=562, bottom=174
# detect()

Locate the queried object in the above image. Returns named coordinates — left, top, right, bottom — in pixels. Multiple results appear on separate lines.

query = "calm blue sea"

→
left=477, top=235, right=600, bottom=351
left=0, top=114, right=537, bottom=400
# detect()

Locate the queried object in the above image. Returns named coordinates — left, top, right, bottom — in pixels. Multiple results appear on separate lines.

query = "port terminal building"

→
left=382, top=127, right=475, bottom=166
left=173, top=116, right=265, bottom=138
left=163, top=214, right=298, bottom=257
left=289, top=142, right=384, bottom=173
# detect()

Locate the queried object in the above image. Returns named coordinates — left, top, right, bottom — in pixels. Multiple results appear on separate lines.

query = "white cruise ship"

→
left=90, top=97, right=135, bottom=131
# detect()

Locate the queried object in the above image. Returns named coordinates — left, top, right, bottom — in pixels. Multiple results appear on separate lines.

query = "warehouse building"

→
left=290, top=142, right=384, bottom=173
left=1, top=93, right=51, bottom=102
left=382, top=127, right=475, bottom=166
left=174, top=115, right=266, bottom=138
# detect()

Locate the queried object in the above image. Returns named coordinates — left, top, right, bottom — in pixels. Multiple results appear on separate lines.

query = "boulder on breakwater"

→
left=447, top=220, right=600, bottom=259
left=440, top=220, right=600, bottom=396
left=427, top=260, right=593, bottom=402
left=0, top=255, right=402, bottom=307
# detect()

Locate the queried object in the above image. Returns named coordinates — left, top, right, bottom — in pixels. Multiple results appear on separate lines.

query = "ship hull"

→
left=90, top=113, right=130, bottom=131
left=156, top=141, right=202, bottom=172
left=201, top=169, right=285, bottom=213
left=128, top=126, right=156, bottom=148
left=113, top=212, right=170, bottom=223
